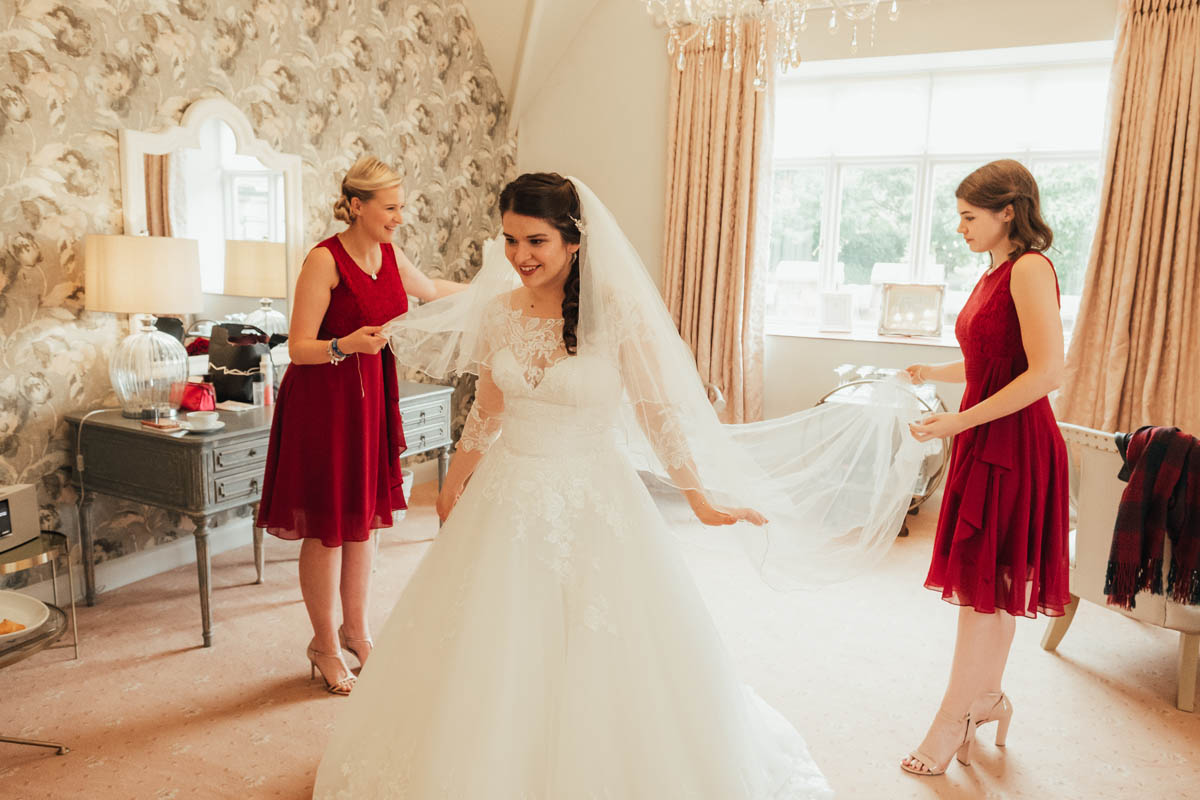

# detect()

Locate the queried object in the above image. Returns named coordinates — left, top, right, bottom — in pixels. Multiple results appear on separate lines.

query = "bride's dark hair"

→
left=498, top=173, right=583, bottom=355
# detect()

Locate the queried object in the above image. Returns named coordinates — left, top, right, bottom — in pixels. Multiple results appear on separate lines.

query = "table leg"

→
left=66, top=540, right=80, bottom=659
left=437, top=446, right=451, bottom=529
left=437, top=446, right=450, bottom=492
left=0, top=734, right=69, bottom=755
left=252, top=502, right=264, bottom=585
left=191, top=515, right=213, bottom=647
left=79, top=492, right=96, bottom=606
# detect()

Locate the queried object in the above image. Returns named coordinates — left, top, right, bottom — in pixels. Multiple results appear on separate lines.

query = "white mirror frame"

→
left=119, top=97, right=303, bottom=316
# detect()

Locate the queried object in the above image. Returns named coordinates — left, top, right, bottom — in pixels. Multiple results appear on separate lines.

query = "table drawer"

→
left=399, top=396, right=450, bottom=430
left=212, top=468, right=264, bottom=505
left=213, top=439, right=268, bottom=473
left=403, top=420, right=450, bottom=454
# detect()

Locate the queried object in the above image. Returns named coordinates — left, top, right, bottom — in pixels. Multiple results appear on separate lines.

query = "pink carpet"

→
left=3, top=482, right=1198, bottom=798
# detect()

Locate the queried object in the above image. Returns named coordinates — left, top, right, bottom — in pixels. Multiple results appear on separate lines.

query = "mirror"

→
left=119, top=97, right=303, bottom=325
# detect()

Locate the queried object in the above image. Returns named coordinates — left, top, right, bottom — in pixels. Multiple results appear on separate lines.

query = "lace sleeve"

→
left=458, top=364, right=503, bottom=454
left=613, top=306, right=698, bottom=479
left=627, top=391, right=692, bottom=469
left=457, top=297, right=507, bottom=454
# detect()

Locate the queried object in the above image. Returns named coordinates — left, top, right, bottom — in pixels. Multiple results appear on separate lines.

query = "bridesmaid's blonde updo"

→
left=333, top=156, right=402, bottom=224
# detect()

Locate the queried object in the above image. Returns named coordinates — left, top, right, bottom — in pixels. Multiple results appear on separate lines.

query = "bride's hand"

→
left=688, top=493, right=768, bottom=527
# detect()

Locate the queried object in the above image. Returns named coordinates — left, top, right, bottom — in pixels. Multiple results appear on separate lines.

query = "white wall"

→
left=515, top=0, right=669, bottom=289
left=793, top=0, right=1119, bottom=61
left=508, top=0, right=1119, bottom=417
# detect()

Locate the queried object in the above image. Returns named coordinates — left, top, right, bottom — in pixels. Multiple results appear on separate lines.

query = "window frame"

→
left=765, top=42, right=1112, bottom=340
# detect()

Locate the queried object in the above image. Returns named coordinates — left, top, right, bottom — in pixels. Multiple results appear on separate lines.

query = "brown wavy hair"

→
left=956, top=159, right=1053, bottom=263
left=333, top=156, right=402, bottom=224
left=498, top=173, right=583, bottom=355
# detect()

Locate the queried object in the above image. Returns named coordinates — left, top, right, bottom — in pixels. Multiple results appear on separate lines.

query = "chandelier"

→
left=643, top=1, right=902, bottom=88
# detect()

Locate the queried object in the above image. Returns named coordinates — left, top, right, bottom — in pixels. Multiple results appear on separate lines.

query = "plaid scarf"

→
left=1105, top=426, right=1200, bottom=609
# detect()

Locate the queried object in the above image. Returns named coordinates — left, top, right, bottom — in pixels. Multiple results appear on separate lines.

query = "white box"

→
left=0, top=484, right=39, bottom=553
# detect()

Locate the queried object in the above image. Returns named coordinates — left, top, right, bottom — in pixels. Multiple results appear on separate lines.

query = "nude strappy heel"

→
left=971, top=691, right=1013, bottom=746
left=338, top=625, right=374, bottom=669
left=307, top=639, right=356, bottom=696
left=901, top=710, right=975, bottom=776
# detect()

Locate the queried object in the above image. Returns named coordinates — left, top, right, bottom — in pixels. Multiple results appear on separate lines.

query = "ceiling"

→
left=462, top=0, right=606, bottom=127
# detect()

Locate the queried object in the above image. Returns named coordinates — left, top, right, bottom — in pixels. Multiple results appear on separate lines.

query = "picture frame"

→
left=878, top=283, right=945, bottom=337
left=818, top=290, right=854, bottom=333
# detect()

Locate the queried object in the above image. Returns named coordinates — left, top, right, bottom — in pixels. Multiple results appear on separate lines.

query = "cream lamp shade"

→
left=83, top=234, right=203, bottom=314
left=223, top=239, right=287, bottom=298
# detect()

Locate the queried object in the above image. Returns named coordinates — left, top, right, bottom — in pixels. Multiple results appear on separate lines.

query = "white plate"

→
left=179, top=420, right=226, bottom=433
left=0, top=590, right=49, bottom=640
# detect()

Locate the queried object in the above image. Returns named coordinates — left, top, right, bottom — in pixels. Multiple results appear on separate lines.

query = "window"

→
left=766, top=42, right=1112, bottom=338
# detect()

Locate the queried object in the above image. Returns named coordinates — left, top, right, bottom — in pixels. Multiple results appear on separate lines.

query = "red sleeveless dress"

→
left=925, top=252, right=1070, bottom=617
left=257, top=236, right=408, bottom=547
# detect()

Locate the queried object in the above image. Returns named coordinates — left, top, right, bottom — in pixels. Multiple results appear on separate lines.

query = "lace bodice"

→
left=458, top=299, right=623, bottom=454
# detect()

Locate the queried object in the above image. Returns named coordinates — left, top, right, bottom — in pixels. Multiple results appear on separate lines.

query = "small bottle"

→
left=259, top=353, right=275, bottom=406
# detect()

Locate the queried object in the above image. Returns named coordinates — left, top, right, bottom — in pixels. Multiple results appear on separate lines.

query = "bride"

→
left=313, top=174, right=925, bottom=798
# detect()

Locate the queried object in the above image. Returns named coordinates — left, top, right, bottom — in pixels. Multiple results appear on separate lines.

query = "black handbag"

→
left=154, top=316, right=185, bottom=343
left=207, top=323, right=271, bottom=403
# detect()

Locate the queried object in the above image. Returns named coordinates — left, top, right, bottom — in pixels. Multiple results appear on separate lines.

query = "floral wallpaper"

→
left=0, top=0, right=515, bottom=587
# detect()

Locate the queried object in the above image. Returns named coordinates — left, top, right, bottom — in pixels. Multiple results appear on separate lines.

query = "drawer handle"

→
left=419, top=434, right=426, bottom=448
left=217, top=478, right=258, bottom=499
left=218, top=449, right=261, bottom=466
left=418, top=410, right=426, bottom=425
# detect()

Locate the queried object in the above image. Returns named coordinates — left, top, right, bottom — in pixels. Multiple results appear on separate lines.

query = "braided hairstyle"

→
left=498, top=173, right=583, bottom=354
left=956, top=159, right=1053, bottom=263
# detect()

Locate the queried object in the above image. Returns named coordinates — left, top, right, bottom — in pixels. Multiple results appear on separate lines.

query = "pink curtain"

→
left=661, top=23, right=771, bottom=423
left=1057, top=0, right=1200, bottom=433
left=144, top=153, right=173, bottom=237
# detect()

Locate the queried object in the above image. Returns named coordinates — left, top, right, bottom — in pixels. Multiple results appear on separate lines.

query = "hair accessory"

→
left=569, top=214, right=587, bottom=236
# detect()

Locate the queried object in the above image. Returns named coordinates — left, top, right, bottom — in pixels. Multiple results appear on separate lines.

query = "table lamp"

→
left=84, top=234, right=203, bottom=419
left=223, top=239, right=288, bottom=337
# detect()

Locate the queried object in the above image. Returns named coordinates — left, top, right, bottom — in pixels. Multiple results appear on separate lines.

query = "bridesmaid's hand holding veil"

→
left=341, top=325, right=387, bottom=355
left=909, top=412, right=968, bottom=442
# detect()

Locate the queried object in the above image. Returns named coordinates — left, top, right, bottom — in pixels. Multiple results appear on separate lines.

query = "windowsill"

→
left=765, top=322, right=962, bottom=349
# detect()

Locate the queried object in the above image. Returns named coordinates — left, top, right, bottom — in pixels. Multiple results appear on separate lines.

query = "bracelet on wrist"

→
left=328, top=338, right=346, bottom=365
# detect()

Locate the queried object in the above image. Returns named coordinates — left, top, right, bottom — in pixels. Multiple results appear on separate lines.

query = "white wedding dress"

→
left=313, top=298, right=834, bottom=799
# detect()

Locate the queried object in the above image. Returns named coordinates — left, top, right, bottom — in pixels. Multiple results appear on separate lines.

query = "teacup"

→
left=186, top=411, right=220, bottom=429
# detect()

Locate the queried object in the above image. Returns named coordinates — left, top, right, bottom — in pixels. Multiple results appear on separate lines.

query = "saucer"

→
left=180, top=420, right=225, bottom=433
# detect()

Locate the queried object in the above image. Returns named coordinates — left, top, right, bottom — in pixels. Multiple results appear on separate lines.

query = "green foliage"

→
left=1034, top=161, right=1100, bottom=296
left=836, top=166, right=915, bottom=285
left=929, top=164, right=986, bottom=291
left=769, top=167, right=824, bottom=265
left=766, top=159, right=1101, bottom=315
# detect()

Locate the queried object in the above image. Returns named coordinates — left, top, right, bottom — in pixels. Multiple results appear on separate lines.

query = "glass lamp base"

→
left=110, top=315, right=190, bottom=419
left=244, top=298, right=287, bottom=337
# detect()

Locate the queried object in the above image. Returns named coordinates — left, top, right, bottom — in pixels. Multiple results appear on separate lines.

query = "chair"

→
left=1041, top=422, right=1200, bottom=711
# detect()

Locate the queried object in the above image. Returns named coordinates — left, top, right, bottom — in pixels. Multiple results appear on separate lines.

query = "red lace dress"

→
left=256, top=236, right=408, bottom=547
left=925, top=252, right=1070, bottom=617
